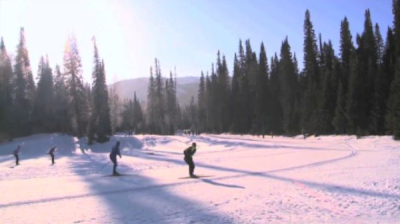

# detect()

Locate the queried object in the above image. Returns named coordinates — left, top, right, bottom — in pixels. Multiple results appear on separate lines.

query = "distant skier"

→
left=109, top=141, right=122, bottom=175
left=13, top=145, right=21, bottom=166
left=183, top=142, right=197, bottom=177
left=48, top=147, right=56, bottom=165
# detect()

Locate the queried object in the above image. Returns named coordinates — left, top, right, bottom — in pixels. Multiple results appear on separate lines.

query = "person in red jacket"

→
left=48, top=147, right=56, bottom=165
left=13, top=145, right=21, bottom=166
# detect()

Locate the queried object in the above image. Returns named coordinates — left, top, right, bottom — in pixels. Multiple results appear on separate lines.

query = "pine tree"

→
left=197, top=71, right=206, bottom=133
left=0, top=37, right=13, bottom=139
left=268, top=54, right=283, bottom=134
left=121, top=99, right=134, bottom=132
left=318, top=41, right=338, bottom=134
left=254, top=42, right=269, bottom=136
left=386, top=58, right=400, bottom=139
left=371, top=24, right=387, bottom=134
left=383, top=28, right=397, bottom=133
left=332, top=82, right=347, bottom=134
left=302, top=10, right=321, bottom=135
left=216, top=52, right=230, bottom=133
left=132, top=92, right=144, bottom=133
left=12, top=28, right=35, bottom=137
left=165, top=72, right=177, bottom=134
left=32, top=56, right=55, bottom=133
left=393, top=0, right=400, bottom=57
left=206, top=72, right=213, bottom=132
left=339, top=17, right=354, bottom=94
left=63, top=34, right=89, bottom=137
left=87, top=84, right=95, bottom=144
left=147, top=67, right=157, bottom=133
left=208, top=64, right=219, bottom=132
left=303, top=10, right=320, bottom=85
left=231, top=53, right=242, bottom=133
left=333, top=17, right=354, bottom=133
left=189, top=96, right=198, bottom=132
left=146, top=59, right=166, bottom=134
left=90, top=38, right=111, bottom=143
left=108, top=86, right=121, bottom=134
left=351, top=10, right=377, bottom=135
left=155, top=59, right=166, bottom=134
left=280, top=38, right=299, bottom=135
left=53, top=65, right=69, bottom=133
left=346, top=53, right=365, bottom=135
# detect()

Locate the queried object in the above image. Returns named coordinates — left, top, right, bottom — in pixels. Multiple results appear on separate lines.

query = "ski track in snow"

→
left=0, top=133, right=399, bottom=223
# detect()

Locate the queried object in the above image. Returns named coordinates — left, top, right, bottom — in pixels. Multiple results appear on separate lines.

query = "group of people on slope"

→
left=9, top=140, right=198, bottom=177
left=11, top=145, right=57, bottom=166
left=109, top=141, right=198, bottom=177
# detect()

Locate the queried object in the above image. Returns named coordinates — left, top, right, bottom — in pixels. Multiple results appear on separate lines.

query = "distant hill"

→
left=108, top=76, right=199, bottom=106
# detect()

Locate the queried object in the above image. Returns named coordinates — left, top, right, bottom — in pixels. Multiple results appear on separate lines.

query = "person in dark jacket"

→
left=48, top=147, right=56, bottom=165
left=109, top=141, right=122, bottom=175
left=13, top=145, right=21, bottom=166
left=184, top=142, right=197, bottom=177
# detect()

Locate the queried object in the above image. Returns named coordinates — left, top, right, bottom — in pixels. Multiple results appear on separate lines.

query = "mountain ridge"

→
left=108, top=76, right=199, bottom=106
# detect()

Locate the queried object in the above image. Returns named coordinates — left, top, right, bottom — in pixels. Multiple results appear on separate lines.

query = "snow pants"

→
left=110, top=155, right=118, bottom=174
left=50, top=153, right=55, bottom=164
left=184, top=157, right=195, bottom=176
left=14, top=154, right=19, bottom=165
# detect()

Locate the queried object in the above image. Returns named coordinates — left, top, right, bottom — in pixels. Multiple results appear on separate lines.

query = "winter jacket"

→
left=184, top=146, right=196, bottom=158
left=110, top=145, right=121, bottom=158
left=48, top=147, right=56, bottom=154
left=13, top=147, right=20, bottom=155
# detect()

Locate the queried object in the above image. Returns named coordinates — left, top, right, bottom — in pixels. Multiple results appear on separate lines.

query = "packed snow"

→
left=0, top=133, right=399, bottom=223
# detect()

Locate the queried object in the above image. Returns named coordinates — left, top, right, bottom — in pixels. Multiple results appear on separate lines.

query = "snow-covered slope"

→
left=0, top=134, right=399, bottom=223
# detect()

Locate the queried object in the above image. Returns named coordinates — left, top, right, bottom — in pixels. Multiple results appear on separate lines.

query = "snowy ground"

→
left=0, top=133, right=399, bottom=223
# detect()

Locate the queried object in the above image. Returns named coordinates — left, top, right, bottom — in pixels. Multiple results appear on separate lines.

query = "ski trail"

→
left=0, top=144, right=359, bottom=209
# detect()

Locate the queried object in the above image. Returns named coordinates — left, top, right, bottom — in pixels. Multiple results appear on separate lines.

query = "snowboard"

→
left=179, top=175, right=213, bottom=179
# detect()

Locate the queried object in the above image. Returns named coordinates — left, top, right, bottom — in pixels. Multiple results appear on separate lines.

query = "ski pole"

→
left=97, top=161, right=110, bottom=173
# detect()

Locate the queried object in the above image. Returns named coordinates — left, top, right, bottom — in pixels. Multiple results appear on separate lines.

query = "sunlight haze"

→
left=0, top=0, right=392, bottom=84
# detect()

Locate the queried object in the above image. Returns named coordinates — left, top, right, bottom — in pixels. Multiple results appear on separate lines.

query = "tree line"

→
left=0, top=31, right=112, bottom=143
left=184, top=3, right=400, bottom=139
left=1, top=2, right=400, bottom=141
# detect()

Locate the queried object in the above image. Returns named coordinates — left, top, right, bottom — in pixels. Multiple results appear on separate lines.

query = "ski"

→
left=179, top=175, right=213, bottom=179
left=103, top=173, right=137, bottom=177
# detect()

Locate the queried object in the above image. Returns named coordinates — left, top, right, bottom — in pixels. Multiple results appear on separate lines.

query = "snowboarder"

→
left=184, top=142, right=197, bottom=177
left=13, top=145, right=21, bottom=166
left=109, top=141, right=122, bottom=175
left=48, top=147, right=56, bottom=165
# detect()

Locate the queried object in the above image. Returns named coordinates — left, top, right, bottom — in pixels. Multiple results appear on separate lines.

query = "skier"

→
left=13, top=145, right=21, bottom=166
left=109, top=141, right=122, bottom=175
left=183, top=142, right=197, bottom=177
left=48, top=147, right=56, bottom=165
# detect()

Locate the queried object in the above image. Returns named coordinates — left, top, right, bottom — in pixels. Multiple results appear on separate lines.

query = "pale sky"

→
left=0, top=0, right=393, bottom=85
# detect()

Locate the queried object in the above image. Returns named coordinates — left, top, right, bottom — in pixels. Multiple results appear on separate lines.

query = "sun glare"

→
left=0, top=0, right=143, bottom=83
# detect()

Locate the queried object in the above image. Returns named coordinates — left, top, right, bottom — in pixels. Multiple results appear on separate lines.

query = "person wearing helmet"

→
left=183, top=142, right=197, bottom=177
left=109, top=141, right=122, bottom=175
